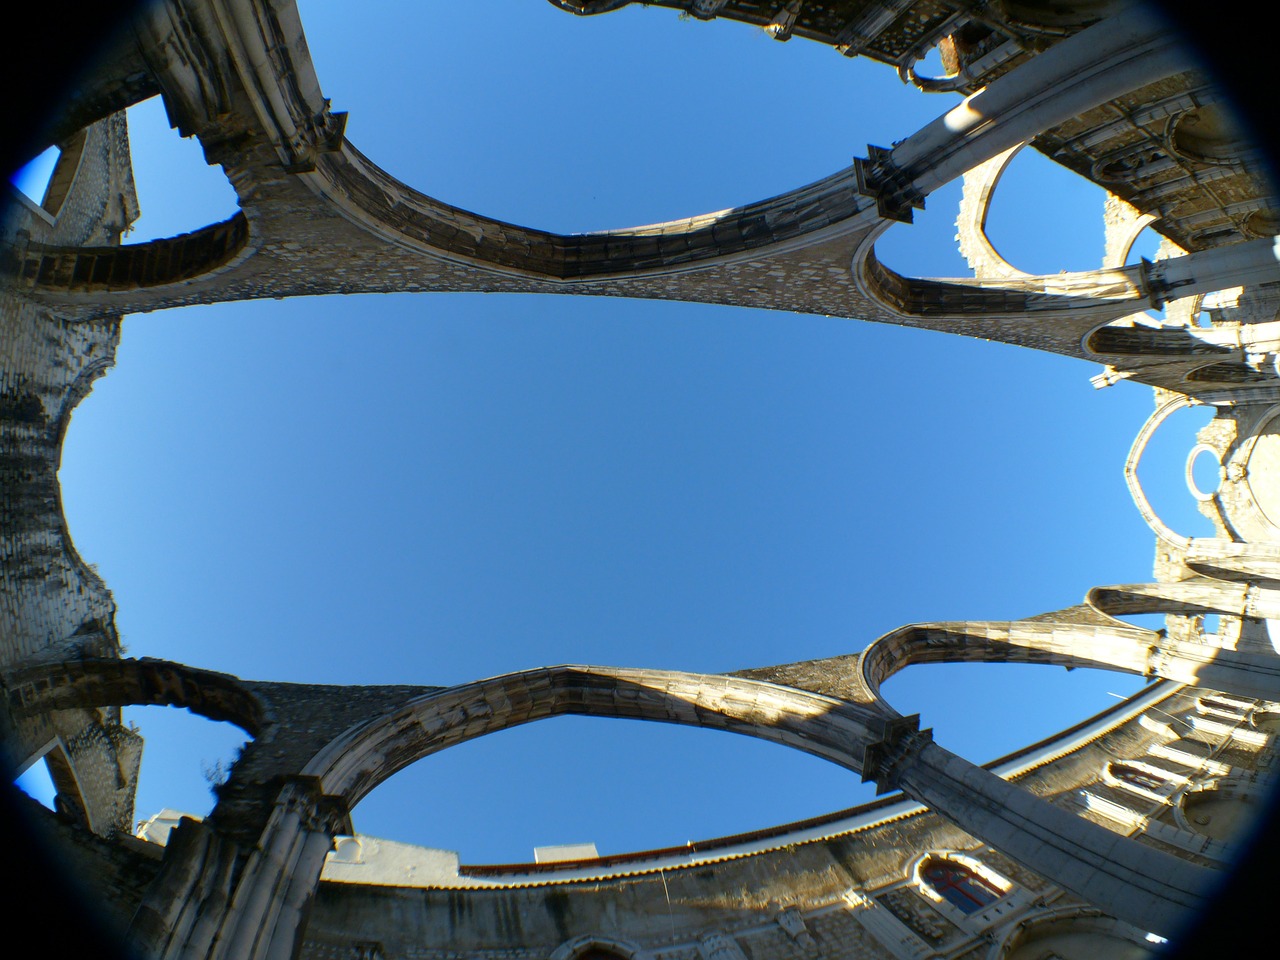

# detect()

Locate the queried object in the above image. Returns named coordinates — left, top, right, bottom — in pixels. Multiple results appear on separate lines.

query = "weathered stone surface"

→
left=4, top=2, right=1280, bottom=959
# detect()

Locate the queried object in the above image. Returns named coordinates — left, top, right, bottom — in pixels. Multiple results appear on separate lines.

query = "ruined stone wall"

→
left=4, top=3, right=1280, bottom=958
left=1, top=112, right=140, bottom=832
left=294, top=684, right=1270, bottom=960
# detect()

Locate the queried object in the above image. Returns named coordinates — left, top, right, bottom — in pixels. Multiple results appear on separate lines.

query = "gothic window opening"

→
left=1111, top=762, right=1167, bottom=792
left=1200, top=696, right=1247, bottom=714
left=919, top=857, right=1006, bottom=914
left=1201, top=697, right=1234, bottom=711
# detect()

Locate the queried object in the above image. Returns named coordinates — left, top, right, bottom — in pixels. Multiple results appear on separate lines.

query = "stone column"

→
left=214, top=777, right=347, bottom=960
left=128, top=817, right=244, bottom=960
left=128, top=777, right=346, bottom=960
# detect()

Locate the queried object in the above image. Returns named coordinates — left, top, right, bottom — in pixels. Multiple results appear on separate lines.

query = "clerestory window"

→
left=919, top=857, right=1005, bottom=914
left=1111, top=762, right=1167, bottom=792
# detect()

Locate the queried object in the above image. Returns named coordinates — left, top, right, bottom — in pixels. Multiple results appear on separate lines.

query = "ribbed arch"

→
left=19, top=213, right=249, bottom=293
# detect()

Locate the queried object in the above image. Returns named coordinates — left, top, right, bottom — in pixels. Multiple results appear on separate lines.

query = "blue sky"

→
left=16, top=1, right=1215, bottom=863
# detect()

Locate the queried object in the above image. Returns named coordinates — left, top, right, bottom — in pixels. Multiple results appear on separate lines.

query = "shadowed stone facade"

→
left=3, top=1, right=1279, bottom=958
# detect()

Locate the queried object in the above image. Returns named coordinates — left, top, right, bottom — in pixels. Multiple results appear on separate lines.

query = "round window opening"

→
left=1187, top=443, right=1223, bottom=501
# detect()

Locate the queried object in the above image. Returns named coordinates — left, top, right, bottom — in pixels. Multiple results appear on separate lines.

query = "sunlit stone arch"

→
left=299, top=665, right=889, bottom=808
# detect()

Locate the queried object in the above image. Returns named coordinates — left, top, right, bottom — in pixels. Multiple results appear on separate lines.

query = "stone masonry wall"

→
left=1, top=112, right=141, bottom=833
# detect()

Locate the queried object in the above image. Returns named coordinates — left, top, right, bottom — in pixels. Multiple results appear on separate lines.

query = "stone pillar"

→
left=128, top=817, right=244, bottom=960
left=128, top=778, right=346, bottom=960
left=214, top=777, right=347, bottom=960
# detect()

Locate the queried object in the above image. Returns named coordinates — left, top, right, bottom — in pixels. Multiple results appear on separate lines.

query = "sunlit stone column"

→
left=129, top=777, right=346, bottom=960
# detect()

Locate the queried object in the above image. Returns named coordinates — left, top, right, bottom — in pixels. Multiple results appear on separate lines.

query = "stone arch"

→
left=17, top=738, right=90, bottom=824
left=549, top=934, right=646, bottom=960
left=900, top=21, right=1018, bottom=94
left=851, top=606, right=1280, bottom=702
left=4, top=658, right=266, bottom=737
left=852, top=609, right=1280, bottom=729
left=159, top=667, right=883, bottom=960
left=856, top=619, right=1157, bottom=710
left=49, top=353, right=123, bottom=622
left=299, top=665, right=887, bottom=808
left=1124, top=394, right=1201, bottom=549
left=298, top=4, right=1192, bottom=285
left=912, top=851, right=1012, bottom=917
left=853, top=241, right=1148, bottom=324
left=989, top=906, right=1156, bottom=960
left=6, top=659, right=262, bottom=837
left=843, top=622, right=1212, bottom=935
left=955, top=145, right=1028, bottom=281
left=1103, top=200, right=1159, bottom=271
left=1185, top=360, right=1274, bottom=385
left=37, top=129, right=88, bottom=220
left=856, top=223, right=1279, bottom=335
left=958, top=142, right=1122, bottom=280
left=1086, top=580, right=1258, bottom=620
left=19, top=212, right=249, bottom=294
left=314, top=143, right=872, bottom=281
left=1084, top=324, right=1225, bottom=358
left=1174, top=777, right=1262, bottom=843
left=8, top=719, right=141, bottom=836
